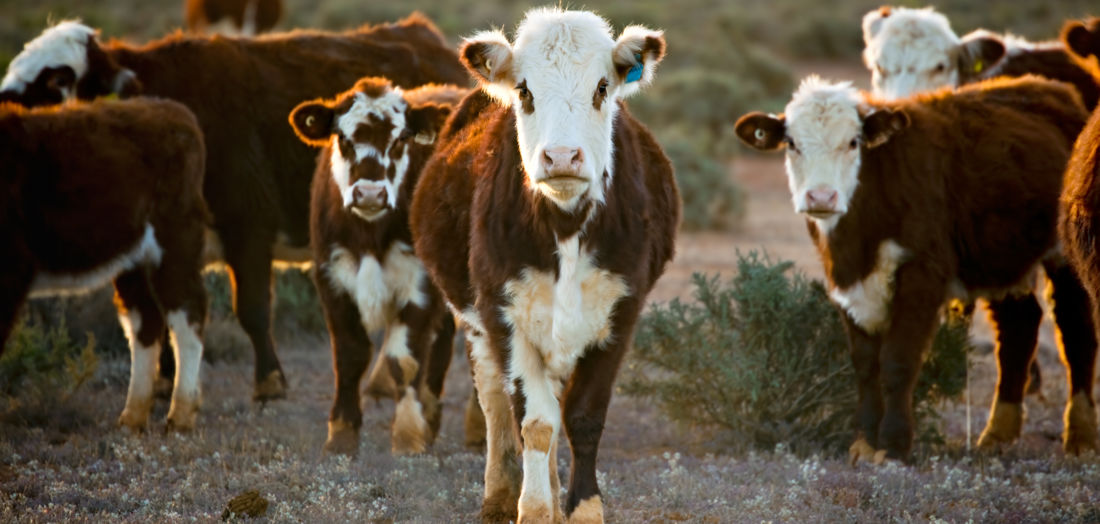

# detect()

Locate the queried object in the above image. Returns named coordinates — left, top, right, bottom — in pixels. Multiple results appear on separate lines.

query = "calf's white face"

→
left=290, top=78, right=450, bottom=222
left=862, top=6, right=1004, bottom=99
left=734, top=77, right=909, bottom=230
left=460, top=8, right=665, bottom=211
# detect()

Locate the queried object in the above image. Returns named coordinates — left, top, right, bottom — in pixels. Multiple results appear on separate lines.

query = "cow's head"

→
left=862, top=6, right=1004, bottom=99
left=460, top=8, right=665, bottom=211
left=735, top=76, right=909, bottom=229
left=1063, top=18, right=1100, bottom=72
left=289, top=77, right=451, bottom=222
left=0, top=20, right=141, bottom=107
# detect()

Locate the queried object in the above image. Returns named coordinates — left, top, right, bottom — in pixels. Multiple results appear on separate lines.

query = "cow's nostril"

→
left=572, top=148, right=584, bottom=165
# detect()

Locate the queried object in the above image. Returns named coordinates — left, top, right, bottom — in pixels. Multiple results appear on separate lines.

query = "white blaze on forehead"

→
left=1, top=21, right=95, bottom=94
left=510, top=9, right=620, bottom=205
left=782, top=76, right=865, bottom=226
left=863, top=7, right=960, bottom=98
left=328, top=88, right=409, bottom=214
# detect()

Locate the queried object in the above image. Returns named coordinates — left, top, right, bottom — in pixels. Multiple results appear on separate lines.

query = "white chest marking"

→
left=30, top=223, right=163, bottom=298
left=502, top=236, right=630, bottom=379
left=324, top=241, right=427, bottom=331
left=829, top=239, right=909, bottom=334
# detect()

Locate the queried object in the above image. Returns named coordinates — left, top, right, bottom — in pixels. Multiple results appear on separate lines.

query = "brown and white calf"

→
left=289, top=78, right=464, bottom=455
left=412, top=8, right=678, bottom=522
left=0, top=16, right=469, bottom=401
left=1060, top=19, right=1100, bottom=441
left=185, top=0, right=282, bottom=36
left=862, top=6, right=1100, bottom=110
left=0, top=98, right=208, bottom=431
left=735, top=75, right=1098, bottom=462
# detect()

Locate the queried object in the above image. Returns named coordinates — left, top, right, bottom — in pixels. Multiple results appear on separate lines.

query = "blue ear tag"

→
left=626, top=53, right=644, bottom=83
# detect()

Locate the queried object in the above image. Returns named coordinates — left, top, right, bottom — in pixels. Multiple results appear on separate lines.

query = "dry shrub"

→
left=624, top=251, right=969, bottom=457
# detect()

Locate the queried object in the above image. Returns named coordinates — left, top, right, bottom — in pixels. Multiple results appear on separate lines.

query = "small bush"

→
left=624, top=251, right=970, bottom=457
left=205, top=267, right=326, bottom=340
left=660, top=133, right=745, bottom=231
left=0, top=317, right=98, bottom=401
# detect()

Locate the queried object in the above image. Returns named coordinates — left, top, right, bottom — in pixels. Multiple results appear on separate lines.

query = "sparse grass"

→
left=624, top=251, right=970, bottom=458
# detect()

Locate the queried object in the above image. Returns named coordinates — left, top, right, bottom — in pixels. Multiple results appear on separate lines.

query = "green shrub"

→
left=660, top=133, right=745, bottom=231
left=273, top=268, right=326, bottom=337
left=623, top=251, right=970, bottom=457
left=0, top=317, right=98, bottom=401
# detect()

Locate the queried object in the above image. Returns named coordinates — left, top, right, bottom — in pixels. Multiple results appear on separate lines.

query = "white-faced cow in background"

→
left=0, top=98, right=208, bottom=432
left=288, top=78, right=467, bottom=456
left=735, top=75, right=1098, bottom=462
left=0, top=17, right=470, bottom=402
left=411, top=8, right=679, bottom=523
left=862, top=6, right=1100, bottom=110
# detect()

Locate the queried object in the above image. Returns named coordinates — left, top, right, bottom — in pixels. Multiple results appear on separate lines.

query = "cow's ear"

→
left=862, top=6, right=892, bottom=44
left=405, top=102, right=452, bottom=145
left=1062, top=19, right=1100, bottom=61
left=460, top=31, right=515, bottom=106
left=289, top=101, right=335, bottom=147
left=44, top=67, right=77, bottom=96
left=613, top=26, right=665, bottom=98
left=958, top=30, right=1005, bottom=79
left=862, top=108, right=909, bottom=149
left=734, top=112, right=786, bottom=152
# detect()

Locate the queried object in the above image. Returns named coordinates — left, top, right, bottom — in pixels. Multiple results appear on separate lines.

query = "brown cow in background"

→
left=185, top=0, right=283, bottom=36
left=0, top=15, right=470, bottom=402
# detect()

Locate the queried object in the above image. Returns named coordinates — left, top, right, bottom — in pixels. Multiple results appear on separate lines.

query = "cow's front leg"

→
left=877, top=263, right=945, bottom=461
left=840, top=312, right=885, bottom=465
left=511, top=335, right=562, bottom=524
left=315, top=275, right=372, bottom=456
left=387, top=304, right=436, bottom=455
left=469, top=325, right=521, bottom=523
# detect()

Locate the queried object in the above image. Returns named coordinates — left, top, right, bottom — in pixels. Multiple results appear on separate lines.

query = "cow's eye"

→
left=849, top=138, right=859, bottom=150
left=516, top=80, right=534, bottom=113
left=933, top=63, right=946, bottom=73
left=876, top=65, right=888, bottom=77
left=784, top=137, right=798, bottom=153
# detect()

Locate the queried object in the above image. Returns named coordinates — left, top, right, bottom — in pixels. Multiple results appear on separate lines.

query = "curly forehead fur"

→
left=785, top=76, right=865, bottom=139
left=864, top=7, right=960, bottom=64
left=1, top=20, right=95, bottom=93
left=512, top=8, right=615, bottom=65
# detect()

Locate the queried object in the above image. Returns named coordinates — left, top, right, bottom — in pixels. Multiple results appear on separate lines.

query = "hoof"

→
left=1064, top=391, right=1099, bottom=455
left=166, top=398, right=200, bottom=432
left=253, top=370, right=287, bottom=402
left=323, top=420, right=359, bottom=456
left=153, top=376, right=174, bottom=400
left=480, top=489, right=519, bottom=524
left=364, top=357, right=397, bottom=401
left=848, top=437, right=886, bottom=466
left=117, top=409, right=149, bottom=433
left=419, top=386, right=442, bottom=443
left=464, top=393, right=487, bottom=448
left=392, top=389, right=430, bottom=455
left=567, top=496, right=603, bottom=524
left=977, top=400, right=1023, bottom=449
left=516, top=501, right=554, bottom=524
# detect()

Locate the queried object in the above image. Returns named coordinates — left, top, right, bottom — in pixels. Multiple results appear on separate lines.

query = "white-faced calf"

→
left=412, top=8, right=679, bottom=522
left=862, top=6, right=1100, bottom=110
left=0, top=98, right=209, bottom=432
left=290, top=78, right=463, bottom=455
left=736, top=75, right=1098, bottom=461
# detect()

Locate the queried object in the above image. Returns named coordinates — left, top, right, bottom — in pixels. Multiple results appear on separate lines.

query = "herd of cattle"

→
left=1, top=2, right=1100, bottom=522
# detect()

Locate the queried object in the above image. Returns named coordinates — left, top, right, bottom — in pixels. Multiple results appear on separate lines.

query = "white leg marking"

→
left=166, top=310, right=203, bottom=430
left=118, top=310, right=159, bottom=431
left=512, top=335, right=561, bottom=521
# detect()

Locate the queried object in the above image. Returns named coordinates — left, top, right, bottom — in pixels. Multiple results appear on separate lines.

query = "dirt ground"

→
left=3, top=61, right=1100, bottom=522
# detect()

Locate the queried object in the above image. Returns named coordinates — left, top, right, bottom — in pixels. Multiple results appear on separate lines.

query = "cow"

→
left=288, top=78, right=466, bottom=455
left=185, top=0, right=282, bottom=36
left=862, top=6, right=1100, bottom=110
left=734, top=75, right=1098, bottom=462
left=0, top=97, right=208, bottom=432
left=1060, top=18, right=1100, bottom=443
left=0, top=16, right=470, bottom=401
left=411, top=8, right=679, bottom=522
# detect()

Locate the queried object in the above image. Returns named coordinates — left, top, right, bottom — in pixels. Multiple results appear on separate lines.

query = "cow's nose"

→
left=805, top=187, right=838, bottom=211
left=352, top=184, right=387, bottom=208
left=541, top=146, right=584, bottom=174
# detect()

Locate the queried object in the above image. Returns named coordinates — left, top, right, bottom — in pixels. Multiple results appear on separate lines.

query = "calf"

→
left=289, top=79, right=463, bottom=455
left=1060, top=18, right=1100, bottom=442
left=185, top=0, right=282, bottom=36
left=0, top=98, right=208, bottom=431
left=862, top=6, right=1100, bottom=110
left=735, top=75, right=1098, bottom=461
left=0, top=16, right=469, bottom=401
left=412, top=8, right=679, bottom=522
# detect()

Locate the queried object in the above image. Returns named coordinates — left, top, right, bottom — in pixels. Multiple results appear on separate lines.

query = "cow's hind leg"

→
left=315, top=276, right=372, bottom=456
left=222, top=230, right=286, bottom=401
left=421, top=312, right=455, bottom=442
left=1044, top=259, right=1100, bottom=454
left=978, top=293, right=1042, bottom=449
left=114, top=269, right=166, bottom=432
